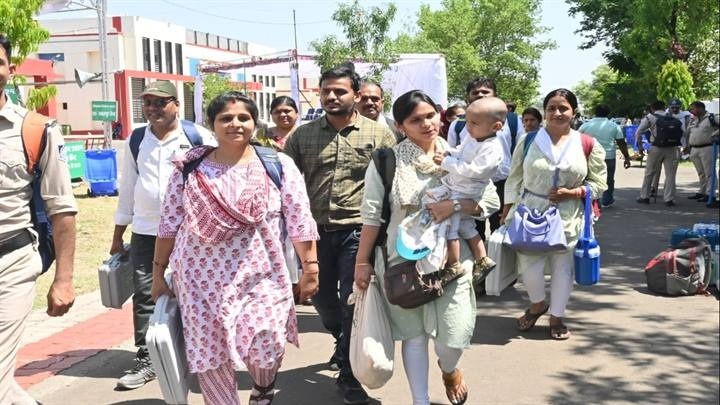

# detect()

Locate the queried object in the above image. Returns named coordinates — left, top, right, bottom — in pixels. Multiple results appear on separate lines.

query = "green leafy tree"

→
left=657, top=60, right=695, bottom=108
left=199, top=73, right=231, bottom=115
left=311, top=0, right=398, bottom=82
left=573, top=65, right=619, bottom=114
left=392, top=0, right=555, bottom=106
left=0, top=0, right=56, bottom=111
left=567, top=0, right=720, bottom=100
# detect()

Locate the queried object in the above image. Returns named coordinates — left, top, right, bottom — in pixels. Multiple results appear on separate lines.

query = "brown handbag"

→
left=383, top=260, right=443, bottom=309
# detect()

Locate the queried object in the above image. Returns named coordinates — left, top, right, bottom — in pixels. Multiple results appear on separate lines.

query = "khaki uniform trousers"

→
left=0, top=242, right=42, bottom=405
left=689, top=145, right=714, bottom=195
left=640, top=146, right=679, bottom=202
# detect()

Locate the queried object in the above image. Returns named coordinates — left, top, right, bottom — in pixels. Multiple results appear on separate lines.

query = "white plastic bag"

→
left=486, top=225, right=518, bottom=295
left=348, top=276, right=394, bottom=389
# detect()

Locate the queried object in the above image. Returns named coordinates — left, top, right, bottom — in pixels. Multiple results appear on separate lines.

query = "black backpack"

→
left=652, top=113, right=684, bottom=147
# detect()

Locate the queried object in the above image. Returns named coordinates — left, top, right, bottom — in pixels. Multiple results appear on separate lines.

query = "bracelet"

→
left=302, top=269, right=319, bottom=275
left=152, top=260, right=168, bottom=269
left=356, top=263, right=372, bottom=267
left=303, top=259, right=319, bottom=265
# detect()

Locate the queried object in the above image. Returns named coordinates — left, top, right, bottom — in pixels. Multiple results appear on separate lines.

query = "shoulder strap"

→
left=507, top=112, right=518, bottom=138
left=371, top=147, right=396, bottom=246
left=129, top=126, right=146, bottom=165
left=180, top=120, right=204, bottom=146
left=708, top=113, right=718, bottom=128
left=580, top=133, right=594, bottom=159
left=253, top=145, right=283, bottom=190
left=21, top=111, right=51, bottom=173
left=181, top=148, right=214, bottom=183
left=522, top=130, right=538, bottom=159
left=453, top=115, right=466, bottom=146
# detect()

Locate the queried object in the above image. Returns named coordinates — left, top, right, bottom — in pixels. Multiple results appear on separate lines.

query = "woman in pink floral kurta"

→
left=151, top=91, right=319, bottom=405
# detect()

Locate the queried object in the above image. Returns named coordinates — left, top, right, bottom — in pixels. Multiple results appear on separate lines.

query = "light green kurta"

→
left=360, top=150, right=500, bottom=349
left=504, top=130, right=608, bottom=252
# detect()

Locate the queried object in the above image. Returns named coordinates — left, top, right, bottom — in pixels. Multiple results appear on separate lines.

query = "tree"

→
left=567, top=0, right=720, bottom=100
left=573, top=65, right=618, bottom=114
left=392, top=0, right=555, bottom=106
left=311, top=0, right=398, bottom=82
left=657, top=60, right=695, bottom=108
left=0, top=0, right=56, bottom=111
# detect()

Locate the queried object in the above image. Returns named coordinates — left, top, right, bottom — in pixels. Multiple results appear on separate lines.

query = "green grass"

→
left=33, top=184, right=122, bottom=309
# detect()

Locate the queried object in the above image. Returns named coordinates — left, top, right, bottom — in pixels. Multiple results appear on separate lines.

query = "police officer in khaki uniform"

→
left=0, top=35, right=78, bottom=404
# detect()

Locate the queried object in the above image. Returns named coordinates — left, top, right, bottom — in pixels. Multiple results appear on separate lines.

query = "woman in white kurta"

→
left=150, top=91, right=319, bottom=405
left=354, top=90, right=500, bottom=405
left=502, top=88, right=607, bottom=340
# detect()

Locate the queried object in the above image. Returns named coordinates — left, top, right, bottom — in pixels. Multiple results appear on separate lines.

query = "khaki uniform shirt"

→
left=284, top=112, right=396, bottom=226
left=686, top=113, right=720, bottom=147
left=0, top=99, right=78, bottom=242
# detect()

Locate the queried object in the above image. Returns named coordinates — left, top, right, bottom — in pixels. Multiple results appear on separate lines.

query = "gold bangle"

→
left=356, top=263, right=372, bottom=267
left=302, top=270, right=319, bottom=275
left=303, top=259, right=319, bottom=265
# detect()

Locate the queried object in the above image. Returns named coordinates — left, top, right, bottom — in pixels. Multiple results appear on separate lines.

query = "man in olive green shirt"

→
left=284, top=64, right=396, bottom=404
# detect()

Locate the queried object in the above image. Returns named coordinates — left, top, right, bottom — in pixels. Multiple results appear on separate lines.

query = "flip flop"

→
left=549, top=320, right=571, bottom=340
left=517, top=304, right=549, bottom=331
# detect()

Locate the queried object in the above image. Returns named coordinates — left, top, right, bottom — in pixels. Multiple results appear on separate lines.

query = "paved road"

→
left=20, top=161, right=720, bottom=405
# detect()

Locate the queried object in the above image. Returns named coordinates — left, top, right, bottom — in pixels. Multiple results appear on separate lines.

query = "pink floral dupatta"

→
left=180, top=146, right=270, bottom=244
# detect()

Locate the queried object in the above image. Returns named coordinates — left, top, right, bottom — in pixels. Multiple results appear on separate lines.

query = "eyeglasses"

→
left=142, top=97, right=176, bottom=108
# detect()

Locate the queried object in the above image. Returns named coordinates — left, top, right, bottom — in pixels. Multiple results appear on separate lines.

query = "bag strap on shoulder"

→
left=253, top=145, right=283, bottom=190
left=371, top=147, right=396, bottom=246
left=21, top=111, right=51, bottom=174
left=453, top=115, right=466, bottom=146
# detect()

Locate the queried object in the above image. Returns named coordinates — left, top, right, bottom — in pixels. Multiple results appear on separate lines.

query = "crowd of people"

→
left=1, top=25, right=718, bottom=404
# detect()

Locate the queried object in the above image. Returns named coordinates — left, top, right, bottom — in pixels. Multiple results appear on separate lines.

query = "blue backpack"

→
left=181, top=145, right=283, bottom=190
left=453, top=111, right=519, bottom=150
left=129, top=120, right=204, bottom=171
left=21, top=111, right=55, bottom=274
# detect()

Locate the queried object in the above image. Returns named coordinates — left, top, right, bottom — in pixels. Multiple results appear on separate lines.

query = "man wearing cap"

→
left=646, top=98, right=692, bottom=200
left=0, top=34, right=78, bottom=405
left=110, top=80, right=215, bottom=389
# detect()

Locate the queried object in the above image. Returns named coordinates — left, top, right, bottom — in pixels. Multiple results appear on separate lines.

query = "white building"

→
left=36, top=16, right=280, bottom=137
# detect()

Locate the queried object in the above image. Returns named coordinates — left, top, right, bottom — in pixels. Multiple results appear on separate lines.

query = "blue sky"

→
left=42, top=0, right=607, bottom=97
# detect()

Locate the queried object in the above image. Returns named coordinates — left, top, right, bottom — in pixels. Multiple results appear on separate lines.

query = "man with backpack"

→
left=684, top=101, right=720, bottom=205
left=636, top=100, right=682, bottom=206
left=110, top=80, right=214, bottom=389
left=0, top=35, right=78, bottom=404
left=447, top=78, right=525, bottom=241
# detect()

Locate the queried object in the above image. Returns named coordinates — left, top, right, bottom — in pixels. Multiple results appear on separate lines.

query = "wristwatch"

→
left=452, top=199, right=462, bottom=213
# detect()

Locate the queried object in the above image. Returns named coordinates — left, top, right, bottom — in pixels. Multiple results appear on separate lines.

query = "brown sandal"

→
left=439, top=361, right=468, bottom=405
left=549, top=319, right=571, bottom=340
left=517, top=304, right=549, bottom=331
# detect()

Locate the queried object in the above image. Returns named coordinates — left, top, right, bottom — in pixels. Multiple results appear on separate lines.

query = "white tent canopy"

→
left=221, top=53, right=448, bottom=108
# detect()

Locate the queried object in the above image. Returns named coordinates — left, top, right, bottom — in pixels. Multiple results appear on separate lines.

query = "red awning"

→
left=15, top=58, right=63, bottom=80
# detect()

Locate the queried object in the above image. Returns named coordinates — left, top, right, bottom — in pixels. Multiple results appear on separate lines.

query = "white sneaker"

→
left=117, top=347, right=156, bottom=389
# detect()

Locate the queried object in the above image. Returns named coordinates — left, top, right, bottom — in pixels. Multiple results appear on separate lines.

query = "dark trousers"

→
left=313, top=227, right=360, bottom=377
left=477, top=179, right=506, bottom=240
left=602, top=158, right=617, bottom=206
left=130, top=233, right=156, bottom=347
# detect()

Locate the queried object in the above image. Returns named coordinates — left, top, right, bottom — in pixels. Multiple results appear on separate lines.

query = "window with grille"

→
left=175, top=44, right=183, bottom=74
left=183, top=82, right=195, bottom=122
left=153, top=40, right=162, bottom=72
left=142, top=38, right=151, bottom=71
left=165, top=42, right=173, bottom=73
left=131, top=78, right=146, bottom=123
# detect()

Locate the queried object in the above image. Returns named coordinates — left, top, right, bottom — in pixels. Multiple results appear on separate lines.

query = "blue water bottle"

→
left=575, top=185, right=601, bottom=285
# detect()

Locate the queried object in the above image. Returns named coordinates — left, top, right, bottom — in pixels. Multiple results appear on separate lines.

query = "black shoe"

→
left=688, top=193, right=705, bottom=200
left=337, top=373, right=369, bottom=405
left=636, top=197, right=650, bottom=204
left=697, top=197, right=710, bottom=202
left=665, top=200, right=676, bottom=207
left=649, top=188, right=657, bottom=198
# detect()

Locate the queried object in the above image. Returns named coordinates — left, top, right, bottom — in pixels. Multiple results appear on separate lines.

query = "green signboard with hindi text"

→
left=91, top=100, right=117, bottom=121
left=65, top=141, right=86, bottom=179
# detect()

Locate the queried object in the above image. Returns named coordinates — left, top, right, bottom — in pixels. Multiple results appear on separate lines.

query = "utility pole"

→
left=291, top=9, right=302, bottom=119
left=95, top=0, right=112, bottom=148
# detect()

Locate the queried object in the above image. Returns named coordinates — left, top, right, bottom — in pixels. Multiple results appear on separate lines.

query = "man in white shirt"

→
left=447, top=78, right=526, bottom=239
left=357, top=80, right=403, bottom=142
left=109, top=81, right=215, bottom=389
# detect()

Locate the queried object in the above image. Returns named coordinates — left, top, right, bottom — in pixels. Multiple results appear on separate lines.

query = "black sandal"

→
left=249, top=378, right=276, bottom=405
left=517, top=304, right=549, bottom=331
left=549, top=319, right=571, bottom=340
